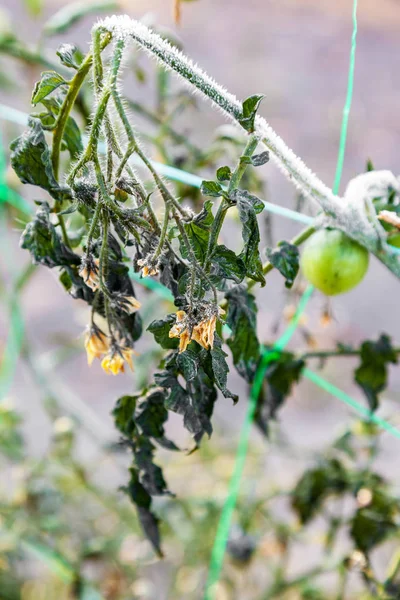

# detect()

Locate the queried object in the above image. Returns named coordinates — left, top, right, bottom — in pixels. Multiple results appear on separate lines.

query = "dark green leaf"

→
left=182, top=200, right=214, bottom=262
left=211, top=244, right=246, bottom=284
left=230, top=189, right=265, bottom=285
left=256, top=351, right=304, bottom=433
left=239, top=94, right=265, bottom=133
left=216, top=166, right=231, bottom=182
left=225, top=285, right=260, bottom=382
left=10, top=117, right=70, bottom=201
left=210, top=343, right=238, bottom=403
left=354, top=334, right=398, bottom=411
left=292, top=459, right=349, bottom=524
left=350, top=490, right=398, bottom=552
left=122, top=468, right=163, bottom=557
left=251, top=151, right=269, bottom=167
left=31, top=71, right=68, bottom=106
left=148, top=315, right=179, bottom=350
left=20, top=202, right=78, bottom=268
left=266, top=241, right=299, bottom=288
left=200, top=180, right=223, bottom=197
left=135, top=390, right=168, bottom=439
left=113, top=395, right=137, bottom=437
left=56, top=43, right=83, bottom=70
left=176, top=348, right=199, bottom=381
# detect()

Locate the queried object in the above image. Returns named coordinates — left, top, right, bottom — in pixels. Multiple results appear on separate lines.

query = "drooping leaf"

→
left=135, top=390, right=169, bottom=440
left=210, top=342, right=238, bottom=403
left=211, top=244, right=246, bottom=284
left=292, top=459, right=349, bottom=524
left=239, top=94, right=264, bottom=133
left=266, top=241, right=299, bottom=288
left=225, top=285, right=260, bottom=382
left=354, top=334, right=398, bottom=411
left=200, top=180, right=223, bottom=197
left=122, top=468, right=163, bottom=557
left=148, top=314, right=179, bottom=350
left=230, top=189, right=265, bottom=285
left=113, top=395, right=137, bottom=437
left=20, top=202, right=78, bottom=268
left=182, top=200, right=214, bottom=262
left=350, top=489, right=398, bottom=552
left=56, top=43, right=84, bottom=70
left=10, top=117, right=70, bottom=201
left=256, top=351, right=304, bottom=433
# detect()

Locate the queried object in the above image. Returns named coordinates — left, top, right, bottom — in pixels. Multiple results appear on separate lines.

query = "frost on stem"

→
left=94, top=16, right=338, bottom=209
left=92, top=15, right=400, bottom=279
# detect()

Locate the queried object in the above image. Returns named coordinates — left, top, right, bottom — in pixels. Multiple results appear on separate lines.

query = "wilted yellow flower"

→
left=79, top=258, right=100, bottom=291
left=169, top=308, right=224, bottom=353
left=85, top=327, right=110, bottom=365
left=101, top=352, right=125, bottom=375
left=121, top=295, right=141, bottom=314
left=101, top=346, right=137, bottom=375
left=137, top=258, right=159, bottom=278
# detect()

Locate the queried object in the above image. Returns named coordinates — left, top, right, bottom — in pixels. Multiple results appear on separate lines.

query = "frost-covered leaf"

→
left=10, top=117, right=71, bottom=201
left=182, top=200, right=214, bottom=262
left=200, top=180, right=223, bottom=197
left=210, top=342, right=238, bottom=403
left=231, top=189, right=265, bottom=285
left=56, top=43, right=83, bottom=70
left=251, top=151, right=269, bottom=167
left=211, top=244, right=246, bottom=284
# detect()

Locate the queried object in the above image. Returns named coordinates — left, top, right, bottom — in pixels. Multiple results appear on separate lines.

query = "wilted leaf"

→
left=182, top=199, right=214, bottom=262
left=231, top=189, right=265, bottom=285
left=225, top=285, right=260, bottom=382
left=266, top=241, right=299, bottom=288
left=251, top=151, right=269, bottom=167
left=211, top=244, right=246, bottom=284
left=354, top=334, right=398, bottom=411
left=148, top=315, right=179, bottom=350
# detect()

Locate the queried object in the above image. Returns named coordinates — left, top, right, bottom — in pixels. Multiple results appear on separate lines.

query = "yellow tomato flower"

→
left=85, top=328, right=110, bottom=365
left=79, top=258, right=100, bottom=291
left=122, top=295, right=141, bottom=314
left=169, top=308, right=224, bottom=353
left=101, top=352, right=125, bottom=375
left=137, top=258, right=159, bottom=278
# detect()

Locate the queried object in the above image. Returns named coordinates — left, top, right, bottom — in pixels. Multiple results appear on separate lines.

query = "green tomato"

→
left=388, top=232, right=400, bottom=248
left=300, top=229, right=369, bottom=296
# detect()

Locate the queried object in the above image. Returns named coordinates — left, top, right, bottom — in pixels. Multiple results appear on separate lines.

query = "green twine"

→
left=205, top=1, right=359, bottom=596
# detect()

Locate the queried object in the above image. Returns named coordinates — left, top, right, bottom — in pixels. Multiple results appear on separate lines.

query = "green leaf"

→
left=239, top=94, right=265, bottom=133
left=20, top=202, right=78, bottom=268
left=31, top=71, right=68, bottom=106
left=182, top=200, right=214, bottom=262
left=43, top=0, right=120, bottom=36
left=256, top=351, right=304, bottom=433
left=210, top=342, right=238, bottom=403
left=266, top=241, right=299, bottom=288
left=350, top=489, right=398, bottom=552
left=231, top=189, right=265, bottom=285
left=200, top=180, right=223, bottom=197
left=354, top=334, right=398, bottom=411
left=56, top=43, right=83, bottom=70
left=211, top=244, right=246, bottom=284
left=147, top=315, right=179, bottom=350
left=10, top=117, right=70, bottom=201
left=225, top=285, right=260, bottom=382
left=176, top=348, right=199, bottom=381
left=251, top=151, right=269, bottom=167
left=135, top=390, right=168, bottom=439
left=113, top=395, right=137, bottom=437
left=216, top=166, right=231, bottom=182
left=122, top=468, right=163, bottom=557
left=292, top=459, right=349, bottom=524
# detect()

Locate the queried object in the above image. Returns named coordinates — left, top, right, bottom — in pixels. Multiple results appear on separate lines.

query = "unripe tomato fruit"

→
left=300, top=229, right=369, bottom=296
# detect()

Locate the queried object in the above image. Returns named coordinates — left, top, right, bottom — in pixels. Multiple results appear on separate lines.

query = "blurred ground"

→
left=0, top=0, right=400, bottom=596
